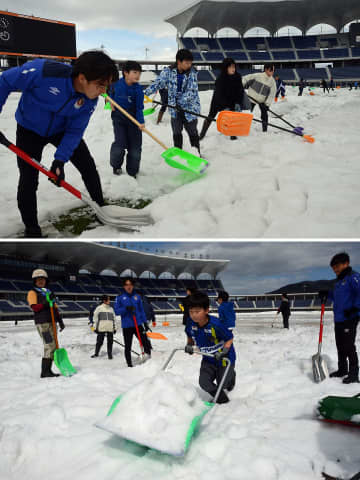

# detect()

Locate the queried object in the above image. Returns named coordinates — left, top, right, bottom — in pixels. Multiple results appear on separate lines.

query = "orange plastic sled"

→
left=216, top=111, right=253, bottom=137
left=147, top=332, right=168, bottom=340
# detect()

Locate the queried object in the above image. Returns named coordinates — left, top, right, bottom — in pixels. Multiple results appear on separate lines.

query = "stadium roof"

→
left=165, top=0, right=360, bottom=36
left=0, top=242, right=229, bottom=278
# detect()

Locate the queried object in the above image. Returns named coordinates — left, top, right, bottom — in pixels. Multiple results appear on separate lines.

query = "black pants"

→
left=122, top=325, right=151, bottom=366
left=282, top=313, right=290, bottom=329
left=298, top=87, right=304, bottom=96
left=334, top=320, right=359, bottom=376
left=171, top=113, right=200, bottom=151
left=199, top=358, right=236, bottom=397
left=95, top=332, right=113, bottom=357
left=250, top=102, right=268, bottom=132
left=16, top=124, right=104, bottom=232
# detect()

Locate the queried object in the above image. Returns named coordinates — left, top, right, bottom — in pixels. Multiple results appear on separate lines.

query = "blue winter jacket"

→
left=109, top=77, right=144, bottom=124
left=218, top=301, right=236, bottom=329
left=328, top=268, right=360, bottom=323
left=144, top=66, right=200, bottom=122
left=114, top=289, right=147, bottom=328
left=0, top=59, right=98, bottom=163
left=185, top=314, right=236, bottom=365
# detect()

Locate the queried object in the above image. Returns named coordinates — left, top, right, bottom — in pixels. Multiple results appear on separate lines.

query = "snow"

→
left=1, top=311, right=360, bottom=479
left=97, top=371, right=207, bottom=456
left=1, top=87, right=360, bottom=237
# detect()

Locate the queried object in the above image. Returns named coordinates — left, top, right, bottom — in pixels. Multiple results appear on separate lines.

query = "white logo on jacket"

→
left=21, top=68, right=36, bottom=74
left=49, top=87, right=60, bottom=95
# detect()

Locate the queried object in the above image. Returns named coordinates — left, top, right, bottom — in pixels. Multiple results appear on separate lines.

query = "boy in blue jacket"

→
left=217, top=290, right=236, bottom=332
left=144, top=49, right=201, bottom=156
left=109, top=61, right=145, bottom=178
left=0, top=51, right=118, bottom=237
left=114, top=277, right=151, bottom=367
left=319, top=252, right=360, bottom=384
left=185, top=291, right=236, bottom=404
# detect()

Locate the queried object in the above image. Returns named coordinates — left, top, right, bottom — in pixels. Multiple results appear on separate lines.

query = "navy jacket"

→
left=109, top=77, right=144, bottom=124
left=218, top=301, right=236, bottom=329
left=185, top=314, right=236, bottom=365
left=114, top=289, right=147, bottom=328
left=0, top=59, right=98, bottom=162
left=328, top=267, right=360, bottom=323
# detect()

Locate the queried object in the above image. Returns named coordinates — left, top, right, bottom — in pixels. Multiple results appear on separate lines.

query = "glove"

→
left=214, top=347, right=229, bottom=362
left=344, top=307, right=358, bottom=321
left=126, top=306, right=135, bottom=313
left=185, top=345, right=194, bottom=355
left=114, top=329, right=117, bottom=334
left=318, top=290, right=328, bottom=303
left=144, top=322, right=150, bottom=332
left=49, top=159, right=65, bottom=187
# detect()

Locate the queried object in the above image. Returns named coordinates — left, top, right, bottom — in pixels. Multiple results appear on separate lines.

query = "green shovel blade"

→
left=54, top=347, right=77, bottom=377
left=162, top=147, right=209, bottom=175
left=104, top=102, right=112, bottom=111
left=143, top=107, right=156, bottom=116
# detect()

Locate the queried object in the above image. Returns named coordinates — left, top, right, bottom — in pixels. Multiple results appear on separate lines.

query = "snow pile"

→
left=1, top=88, right=360, bottom=237
left=98, top=371, right=208, bottom=455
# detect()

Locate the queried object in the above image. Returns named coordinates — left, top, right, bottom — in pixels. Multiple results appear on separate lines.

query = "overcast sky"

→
left=108, top=242, right=360, bottom=294
left=8, top=0, right=342, bottom=60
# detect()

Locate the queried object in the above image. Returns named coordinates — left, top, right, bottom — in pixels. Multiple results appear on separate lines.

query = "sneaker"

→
left=91, top=354, right=98, bottom=358
left=108, top=354, right=113, bottom=359
left=113, top=168, right=122, bottom=176
left=230, top=136, right=237, bottom=141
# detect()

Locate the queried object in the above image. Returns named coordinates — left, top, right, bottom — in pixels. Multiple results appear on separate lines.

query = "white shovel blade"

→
left=100, top=205, right=153, bottom=222
left=312, top=353, right=328, bottom=383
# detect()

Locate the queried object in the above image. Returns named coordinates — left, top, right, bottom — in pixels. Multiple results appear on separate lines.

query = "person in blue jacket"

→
left=0, top=50, right=119, bottom=238
left=109, top=61, right=145, bottom=178
left=217, top=290, right=236, bottom=332
left=185, top=291, right=236, bottom=404
left=144, top=49, right=201, bottom=156
left=319, top=252, right=360, bottom=384
left=114, top=277, right=151, bottom=367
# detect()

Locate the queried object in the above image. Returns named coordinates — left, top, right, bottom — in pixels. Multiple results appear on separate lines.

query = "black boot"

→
left=173, top=134, right=183, bottom=149
left=230, top=136, right=237, bottom=140
left=330, top=369, right=348, bottom=378
left=343, top=374, right=359, bottom=384
left=214, top=390, right=230, bottom=404
left=40, top=358, right=59, bottom=378
left=199, top=119, right=212, bottom=140
left=189, top=135, right=201, bottom=157
left=24, top=226, right=43, bottom=238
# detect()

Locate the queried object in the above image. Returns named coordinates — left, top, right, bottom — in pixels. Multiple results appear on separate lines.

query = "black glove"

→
left=318, top=290, right=328, bottom=303
left=185, top=345, right=194, bottom=355
left=214, top=347, right=229, bottom=362
left=114, top=329, right=117, bottom=334
left=344, top=307, right=358, bottom=321
left=126, top=306, right=135, bottom=313
left=49, top=159, right=65, bottom=187
left=144, top=322, right=150, bottom=332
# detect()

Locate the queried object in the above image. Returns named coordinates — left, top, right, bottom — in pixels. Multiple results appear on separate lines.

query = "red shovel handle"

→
left=132, top=314, right=144, bottom=354
left=0, top=131, right=82, bottom=200
left=318, top=303, right=325, bottom=344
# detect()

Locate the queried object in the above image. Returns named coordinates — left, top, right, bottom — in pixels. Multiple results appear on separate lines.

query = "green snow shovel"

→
left=103, top=94, right=209, bottom=175
left=317, top=393, right=360, bottom=428
left=96, top=348, right=231, bottom=456
left=46, top=292, right=76, bottom=377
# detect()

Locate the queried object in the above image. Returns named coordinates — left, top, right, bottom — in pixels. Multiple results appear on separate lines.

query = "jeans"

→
left=170, top=113, right=199, bottom=150
left=110, top=116, right=142, bottom=177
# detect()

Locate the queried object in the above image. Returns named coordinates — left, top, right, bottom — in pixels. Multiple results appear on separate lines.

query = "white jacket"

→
left=242, top=72, right=276, bottom=107
left=93, top=304, right=116, bottom=333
